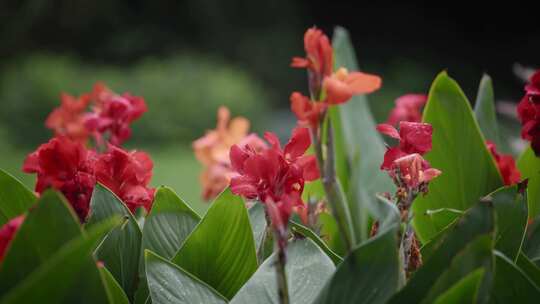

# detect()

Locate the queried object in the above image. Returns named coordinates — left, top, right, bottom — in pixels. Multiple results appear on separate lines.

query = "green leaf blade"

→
left=146, top=250, right=227, bottom=304
left=413, top=71, right=503, bottom=242
left=172, top=189, right=257, bottom=299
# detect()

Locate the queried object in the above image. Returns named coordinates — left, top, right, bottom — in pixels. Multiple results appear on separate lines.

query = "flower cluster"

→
left=290, top=27, right=381, bottom=132
left=46, top=82, right=147, bottom=147
left=229, top=128, right=318, bottom=242
left=517, top=70, right=540, bottom=155
left=193, top=107, right=266, bottom=201
left=486, top=141, right=521, bottom=185
left=386, top=94, right=427, bottom=126
left=24, top=83, right=154, bottom=222
left=0, top=215, right=24, bottom=263
left=377, top=121, right=441, bottom=192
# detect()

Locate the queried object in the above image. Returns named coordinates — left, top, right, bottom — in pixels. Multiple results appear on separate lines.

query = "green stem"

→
left=275, top=236, right=290, bottom=304
left=309, top=119, right=356, bottom=252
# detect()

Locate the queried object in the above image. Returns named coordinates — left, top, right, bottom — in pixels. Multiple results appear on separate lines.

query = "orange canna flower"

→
left=323, top=67, right=382, bottom=104
left=193, top=106, right=265, bottom=201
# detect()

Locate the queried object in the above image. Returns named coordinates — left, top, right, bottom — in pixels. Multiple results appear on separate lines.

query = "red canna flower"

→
left=23, top=137, right=97, bottom=221
left=85, top=83, right=147, bottom=147
left=229, top=128, right=319, bottom=232
left=323, top=67, right=382, bottom=105
left=45, top=93, right=93, bottom=143
left=377, top=121, right=433, bottom=170
left=95, top=145, right=155, bottom=213
left=0, top=215, right=24, bottom=263
left=290, top=92, right=327, bottom=130
left=386, top=94, right=428, bottom=126
left=291, top=27, right=334, bottom=96
left=392, top=153, right=441, bottom=190
left=517, top=70, right=540, bottom=155
left=486, top=141, right=521, bottom=185
left=291, top=27, right=381, bottom=104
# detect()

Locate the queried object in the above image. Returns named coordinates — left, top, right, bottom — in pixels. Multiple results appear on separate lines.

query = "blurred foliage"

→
left=0, top=54, right=271, bottom=148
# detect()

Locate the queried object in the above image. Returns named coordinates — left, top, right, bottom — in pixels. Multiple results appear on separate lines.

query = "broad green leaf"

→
left=491, top=185, right=528, bottom=261
left=517, top=146, right=540, bottom=218
left=421, top=236, right=493, bottom=304
left=517, top=252, right=540, bottom=287
left=371, top=195, right=401, bottom=235
left=0, top=217, right=120, bottom=304
left=145, top=251, right=227, bottom=304
left=331, top=26, right=395, bottom=243
left=231, top=238, right=335, bottom=304
left=0, top=191, right=82, bottom=294
left=391, top=202, right=495, bottom=303
left=524, top=215, right=540, bottom=261
left=290, top=221, right=343, bottom=265
left=433, top=269, right=485, bottom=304
left=100, top=266, right=130, bottom=304
left=142, top=186, right=200, bottom=260
left=172, top=189, right=257, bottom=299
left=248, top=202, right=267, bottom=253
left=87, top=183, right=142, bottom=300
left=0, top=168, right=36, bottom=226
left=313, top=226, right=399, bottom=304
left=489, top=251, right=540, bottom=302
left=413, top=71, right=503, bottom=242
left=474, top=74, right=501, bottom=146
left=318, top=212, right=346, bottom=256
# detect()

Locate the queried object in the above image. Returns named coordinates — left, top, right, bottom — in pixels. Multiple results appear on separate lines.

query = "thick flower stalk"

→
left=290, top=27, right=382, bottom=251
left=517, top=70, right=540, bottom=156
left=229, top=127, right=318, bottom=304
left=193, top=106, right=266, bottom=201
left=378, top=122, right=441, bottom=278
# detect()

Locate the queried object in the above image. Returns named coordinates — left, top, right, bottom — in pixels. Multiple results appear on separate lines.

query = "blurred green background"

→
left=0, top=1, right=537, bottom=214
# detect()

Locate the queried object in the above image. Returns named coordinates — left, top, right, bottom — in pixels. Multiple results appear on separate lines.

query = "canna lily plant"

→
left=0, top=26, right=540, bottom=304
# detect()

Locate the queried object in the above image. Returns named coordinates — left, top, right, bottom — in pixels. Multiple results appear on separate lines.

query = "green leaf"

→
left=433, top=269, right=485, bottom=304
left=371, top=195, right=401, bottom=235
left=420, top=236, right=493, bottom=304
left=0, top=216, right=120, bottom=304
left=290, top=221, right=343, bottom=265
left=524, top=216, right=540, bottom=262
left=87, top=183, right=143, bottom=300
left=100, top=266, right=130, bottom=304
left=0, top=191, right=82, bottom=294
left=474, top=74, right=501, bottom=146
left=142, top=186, right=200, bottom=260
left=0, top=168, right=36, bottom=226
left=231, top=238, right=335, bottom=304
left=318, top=212, right=346, bottom=256
left=490, top=251, right=540, bottom=302
left=331, top=26, right=395, bottom=243
left=313, top=226, right=399, bottom=304
left=517, top=146, right=540, bottom=218
left=172, top=189, right=257, bottom=299
left=391, top=202, right=495, bottom=303
left=248, top=202, right=267, bottom=252
left=491, top=185, right=528, bottom=261
left=413, top=71, right=503, bottom=242
left=145, top=250, right=227, bottom=304
left=517, top=252, right=540, bottom=287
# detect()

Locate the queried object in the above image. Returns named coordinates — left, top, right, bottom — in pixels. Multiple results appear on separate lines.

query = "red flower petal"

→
left=344, top=72, right=382, bottom=94
left=377, top=124, right=401, bottom=139
left=284, top=127, right=311, bottom=160
left=399, top=121, right=433, bottom=154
